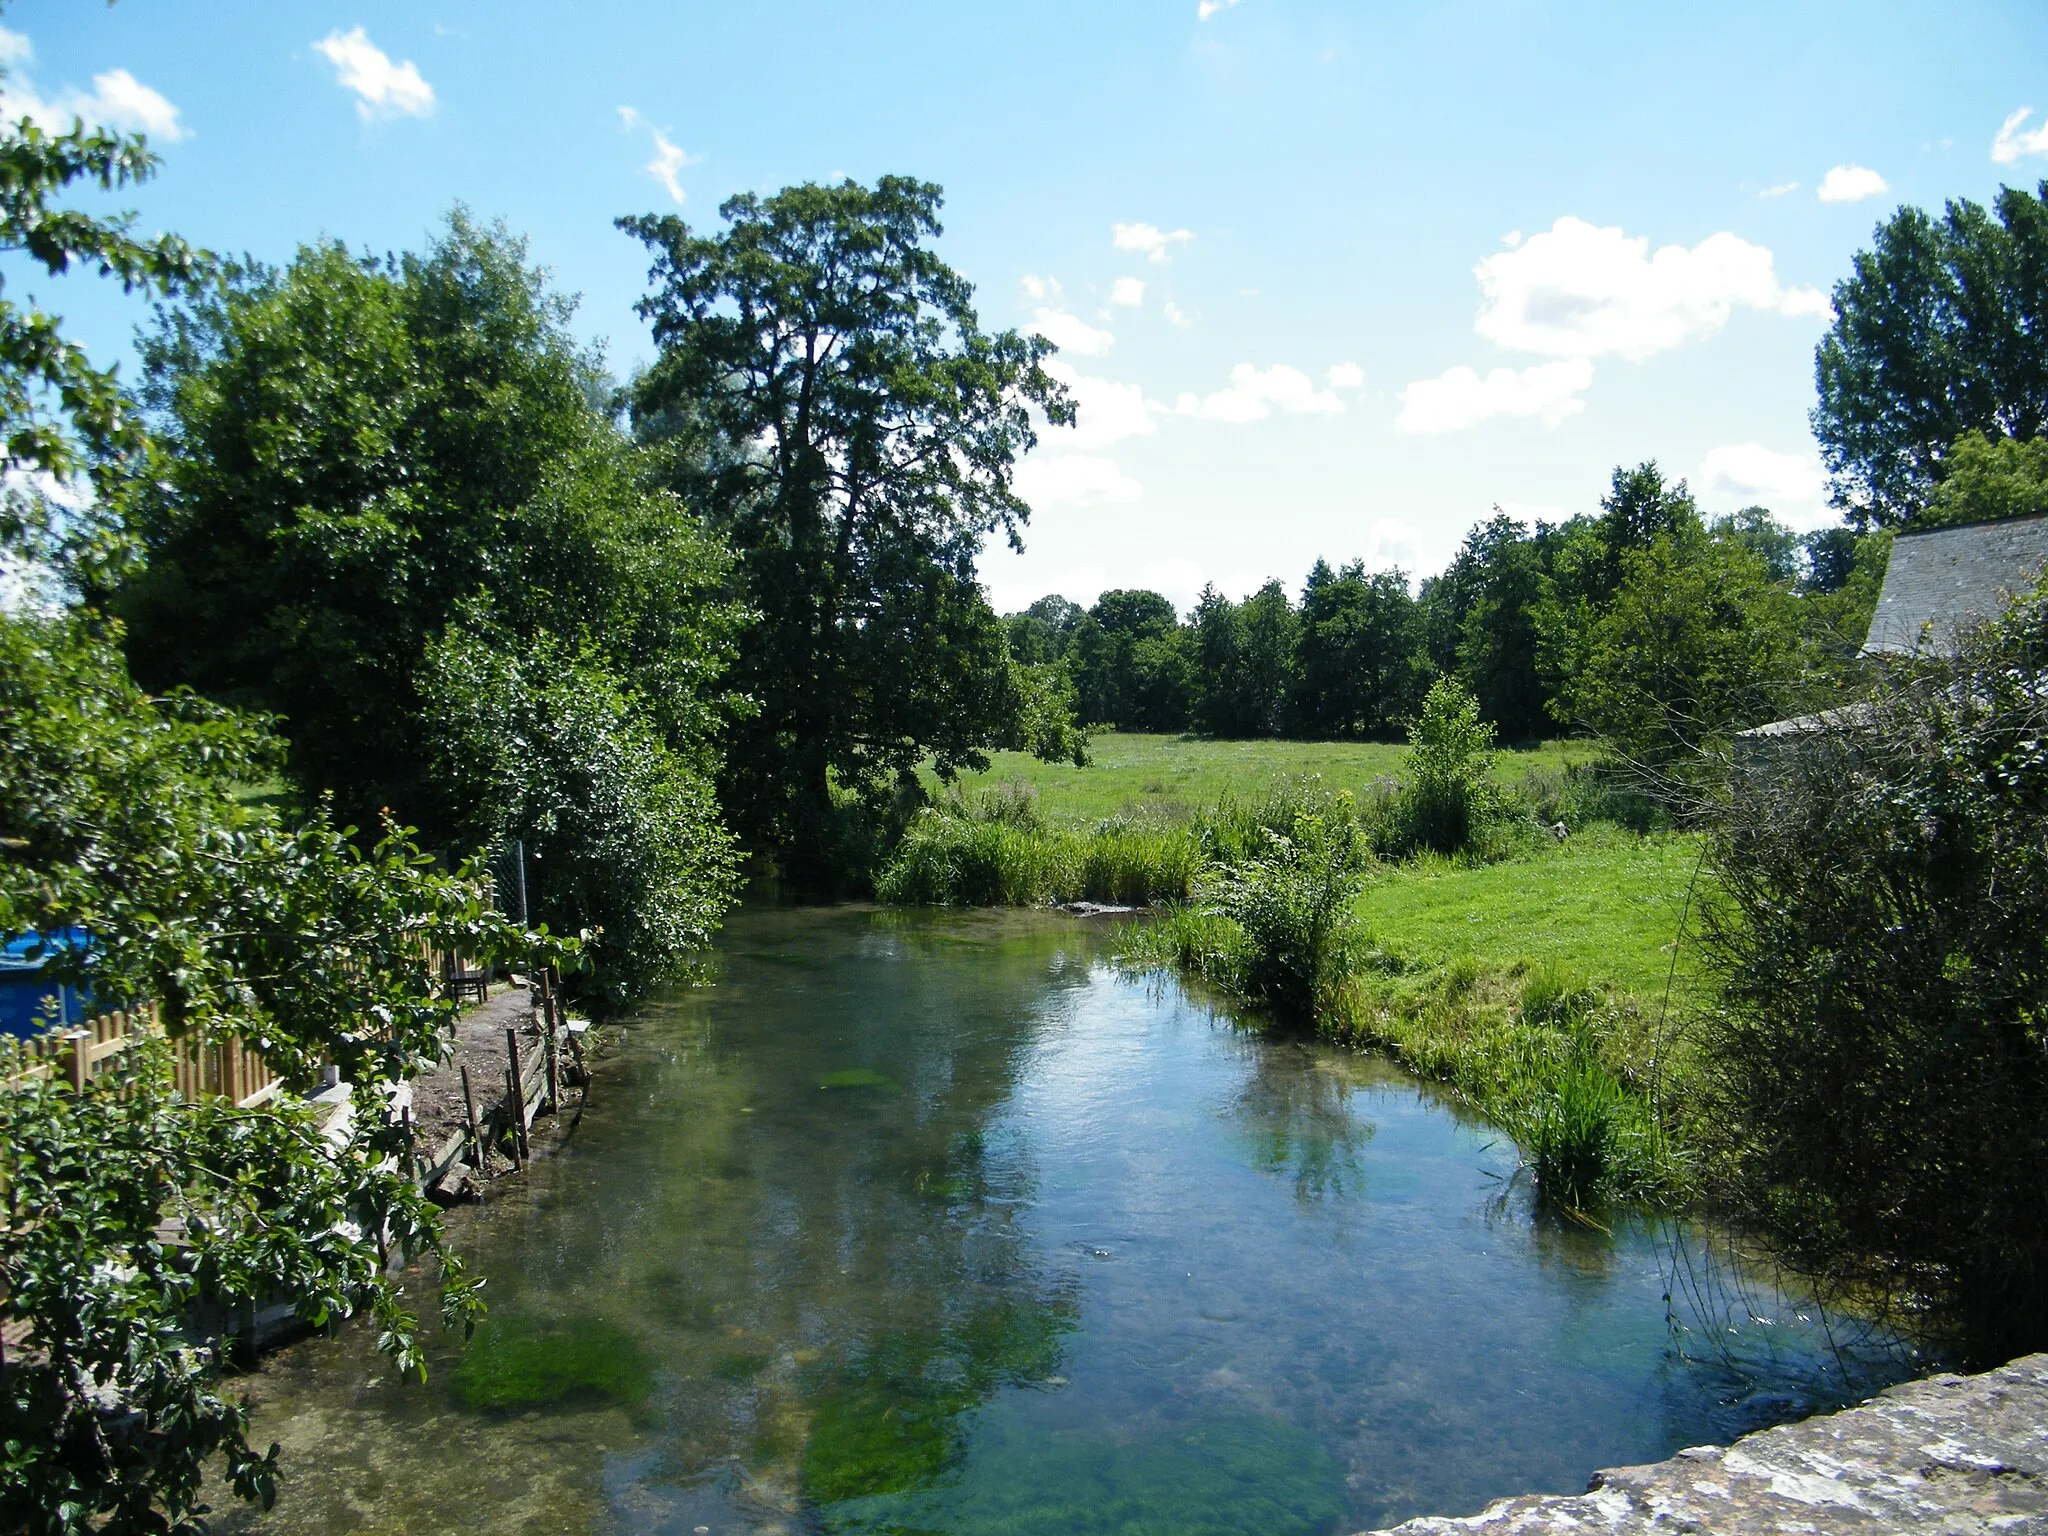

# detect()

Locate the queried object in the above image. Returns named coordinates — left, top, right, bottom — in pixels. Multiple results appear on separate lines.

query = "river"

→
left=220, top=905, right=1918, bottom=1535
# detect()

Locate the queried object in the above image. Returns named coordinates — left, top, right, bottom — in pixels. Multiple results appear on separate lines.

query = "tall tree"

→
left=1193, top=580, right=1297, bottom=737
left=621, top=178, right=1071, bottom=863
left=1290, top=559, right=1422, bottom=739
left=121, top=214, right=744, bottom=993
left=1813, top=181, right=2048, bottom=526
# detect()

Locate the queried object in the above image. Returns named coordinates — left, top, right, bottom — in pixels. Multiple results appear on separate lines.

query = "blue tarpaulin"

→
left=0, top=929, right=93, bottom=1039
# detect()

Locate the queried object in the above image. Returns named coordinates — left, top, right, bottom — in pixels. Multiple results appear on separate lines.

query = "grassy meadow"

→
left=923, top=732, right=1595, bottom=826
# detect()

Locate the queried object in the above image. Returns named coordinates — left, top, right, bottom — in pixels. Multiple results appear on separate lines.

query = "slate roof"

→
left=1862, top=514, right=2048, bottom=657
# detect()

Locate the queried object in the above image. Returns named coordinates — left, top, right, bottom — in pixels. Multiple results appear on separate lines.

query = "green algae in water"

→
left=450, top=1317, right=653, bottom=1413
left=712, top=1351, right=772, bottom=1382
left=818, top=1411, right=1347, bottom=1536
left=819, top=1067, right=896, bottom=1090
left=801, top=1297, right=1080, bottom=1503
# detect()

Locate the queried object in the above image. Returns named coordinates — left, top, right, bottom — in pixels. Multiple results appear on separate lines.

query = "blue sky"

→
left=7, top=0, right=2046, bottom=613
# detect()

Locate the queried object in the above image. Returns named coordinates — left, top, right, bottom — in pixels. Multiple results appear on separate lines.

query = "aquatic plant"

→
left=450, top=1316, right=654, bottom=1412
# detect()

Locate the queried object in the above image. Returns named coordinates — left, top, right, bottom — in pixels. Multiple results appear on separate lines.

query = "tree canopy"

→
left=1813, top=180, right=2048, bottom=527
left=119, top=213, right=743, bottom=995
left=620, top=177, right=1072, bottom=870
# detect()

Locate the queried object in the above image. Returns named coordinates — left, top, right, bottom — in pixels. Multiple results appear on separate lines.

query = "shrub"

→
left=1697, top=575, right=2048, bottom=1361
left=1391, top=679, right=1505, bottom=855
left=1203, top=796, right=1371, bottom=1020
left=874, top=804, right=1200, bottom=908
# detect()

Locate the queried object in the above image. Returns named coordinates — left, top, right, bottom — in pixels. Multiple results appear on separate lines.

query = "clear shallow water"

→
left=222, top=906, right=1918, bottom=1536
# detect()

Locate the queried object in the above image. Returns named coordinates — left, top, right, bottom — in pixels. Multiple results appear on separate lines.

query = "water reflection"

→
left=219, top=906, right=1920, bottom=1536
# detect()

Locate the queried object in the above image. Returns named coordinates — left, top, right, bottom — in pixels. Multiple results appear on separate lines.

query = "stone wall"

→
left=1361, top=1353, right=2048, bottom=1534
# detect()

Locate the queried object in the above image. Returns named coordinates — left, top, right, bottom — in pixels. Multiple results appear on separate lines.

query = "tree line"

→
left=1009, top=469, right=1887, bottom=771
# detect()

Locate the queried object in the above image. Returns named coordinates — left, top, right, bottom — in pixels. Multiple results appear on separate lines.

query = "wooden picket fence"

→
left=1, top=1004, right=281, bottom=1108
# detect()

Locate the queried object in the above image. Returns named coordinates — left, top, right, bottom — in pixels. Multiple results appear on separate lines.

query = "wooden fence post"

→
left=65, top=1029, right=89, bottom=1092
left=459, top=1063, right=483, bottom=1172
left=504, top=1027, right=528, bottom=1162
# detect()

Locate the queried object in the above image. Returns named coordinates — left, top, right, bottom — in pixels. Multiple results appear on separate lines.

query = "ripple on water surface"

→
left=218, top=906, right=1921, bottom=1536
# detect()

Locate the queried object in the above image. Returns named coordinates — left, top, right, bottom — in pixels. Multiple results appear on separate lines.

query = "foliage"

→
left=1545, top=520, right=1808, bottom=778
left=1289, top=559, right=1424, bottom=738
left=0, top=610, right=572, bottom=1533
left=1812, top=179, right=2048, bottom=526
left=1069, top=589, right=1191, bottom=731
left=1203, top=793, right=1371, bottom=1019
left=1003, top=657, right=1090, bottom=767
left=121, top=212, right=744, bottom=995
left=417, top=627, right=739, bottom=1008
left=622, top=177, right=1071, bottom=870
left=1191, top=580, right=1297, bottom=737
left=1328, top=954, right=1676, bottom=1208
left=1915, top=428, right=2048, bottom=529
left=1394, top=679, right=1504, bottom=854
left=874, top=800, right=1200, bottom=908
left=0, top=105, right=204, bottom=580
left=1697, top=575, right=2048, bottom=1362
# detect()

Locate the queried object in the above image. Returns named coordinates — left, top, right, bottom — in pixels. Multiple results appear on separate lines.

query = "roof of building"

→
left=1862, top=514, right=2048, bottom=657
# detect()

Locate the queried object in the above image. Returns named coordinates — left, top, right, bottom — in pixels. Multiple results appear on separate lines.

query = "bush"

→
left=1698, top=576, right=2048, bottom=1361
left=1379, top=679, right=1503, bottom=855
left=874, top=800, right=1200, bottom=908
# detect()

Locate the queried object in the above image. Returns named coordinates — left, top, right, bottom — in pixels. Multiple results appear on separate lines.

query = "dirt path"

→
left=407, top=983, right=543, bottom=1159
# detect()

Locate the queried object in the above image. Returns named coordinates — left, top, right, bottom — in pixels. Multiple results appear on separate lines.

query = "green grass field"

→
left=1355, top=826, right=1706, bottom=1006
left=926, top=732, right=1595, bottom=827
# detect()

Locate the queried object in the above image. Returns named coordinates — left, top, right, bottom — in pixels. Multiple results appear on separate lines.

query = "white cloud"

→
left=1109, top=276, right=1146, bottom=307
left=312, top=27, right=434, bottom=120
left=619, top=107, right=694, bottom=202
left=1019, top=274, right=1057, bottom=301
left=1043, top=361, right=1156, bottom=451
left=1759, top=181, right=1799, bottom=198
left=1325, top=362, right=1364, bottom=390
left=1031, top=307, right=1114, bottom=357
left=1112, top=221, right=1194, bottom=263
left=1393, top=358, right=1595, bottom=434
left=1816, top=164, right=1887, bottom=204
left=1471, top=215, right=1828, bottom=363
left=0, top=30, right=186, bottom=143
left=1175, top=363, right=1345, bottom=424
left=1015, top=453, right=1143, bottom=508
left=1696, top=442, right=1825, bottom=511
left=645, top=130, right=692, bottom=202
left=1162, top=299, right=1194, bottom=328
left=1197, top=0, right=1243, bottom=17
left=1993, top=107, right=2048, bottom=165
left=1501, top=229, right=1523, bottom=248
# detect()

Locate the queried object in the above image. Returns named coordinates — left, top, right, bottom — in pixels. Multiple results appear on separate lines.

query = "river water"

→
left=221, top=906, right=1916, bottom=1536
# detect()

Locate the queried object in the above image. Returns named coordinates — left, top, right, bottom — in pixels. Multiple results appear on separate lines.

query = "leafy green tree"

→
left=1712, top=506, right=1800, bottom=582
left=1813, top=181, right=2048, bottom=526
left=1916, top=428, right=2048, bottom=528
left=0, top=116, right=201, bottom=574
left=1, top=609, right=569, bottom=1534
left=621, top=178, right=1071, bottom=865
left=1070, top=589, right=1189, bottom=730
left=1396, top=677, right=1503, bottom=854
left=120, top=215, right=743, bottom=992
left=1289, top=559, right=1423, bottom=739
left=1548, top=526, right=1803, bottom=773
left=1420, top=512, right=1576, bottom=741
left=1192, top=581, right=1297, bottom=737
left=1799, top=526, right=1862, bottom=592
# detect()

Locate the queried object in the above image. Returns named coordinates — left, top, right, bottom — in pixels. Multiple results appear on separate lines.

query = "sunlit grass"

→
left=924, top=733, right=1596, bottom=828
